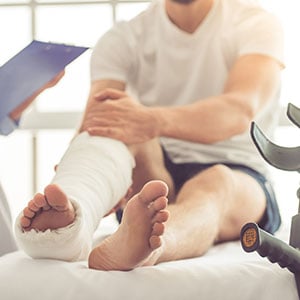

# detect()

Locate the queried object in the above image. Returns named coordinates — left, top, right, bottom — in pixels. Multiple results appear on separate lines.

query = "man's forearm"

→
left=153, top=95, right=255, bottom=144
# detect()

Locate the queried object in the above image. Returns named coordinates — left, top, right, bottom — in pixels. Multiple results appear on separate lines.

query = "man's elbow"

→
left=228, top=96, right=259, bottom=136
left=235, top=114, right=253, bottom=135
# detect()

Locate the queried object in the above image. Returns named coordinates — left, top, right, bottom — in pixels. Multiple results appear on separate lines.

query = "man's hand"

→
left=82, top=88, right=161, bottom=144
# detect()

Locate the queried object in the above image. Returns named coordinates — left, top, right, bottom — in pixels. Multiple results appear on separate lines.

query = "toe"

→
left=152, top=210, right=169, bottom=224
left=28, top=200, right=41, bottom=212
left=148, top=197, right=168, bottom=215
left=138, top=180, right=168, bottom=205
left=44, top=184, right=69, bottom=210
left=23, top=207, right=35, bottom=218
left=149, top=235, right=162, bottom=250
left=152, top=222, right=165, bottom=236
left=20, top=216, right=31, bottom=228
left=34, top=193, right=49, bottom=208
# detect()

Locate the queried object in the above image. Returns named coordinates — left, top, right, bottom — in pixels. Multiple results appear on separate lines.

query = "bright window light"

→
left=36, top=0, right=101, bottom=2
left=0, top=0, right=28, bottom=2
left=0, top=7, right=31, bottom=65
left=35, top=51, right=91, bottom=112
left=116, top=2, right=150, bottom=22
left=36, top=130, right=75, bottom=192
left=0, top=131, right=32, bottom=220
left=35, top=4, right=113, bottom=47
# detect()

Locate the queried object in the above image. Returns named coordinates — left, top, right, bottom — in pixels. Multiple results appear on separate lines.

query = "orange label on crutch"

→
left=242, top=228, right=257, bottom=248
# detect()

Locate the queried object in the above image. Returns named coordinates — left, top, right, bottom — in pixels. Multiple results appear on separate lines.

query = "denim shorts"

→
left=163, top=150, right=281, bottom=234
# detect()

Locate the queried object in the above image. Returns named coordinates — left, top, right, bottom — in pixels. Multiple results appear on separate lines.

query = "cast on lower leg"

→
left=14, top=132, right=135, bottom=261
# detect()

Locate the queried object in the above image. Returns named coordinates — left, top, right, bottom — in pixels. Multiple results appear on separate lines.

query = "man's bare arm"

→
left=80, top=54, right=282, bottom=145
left=155, top=54, right=283, bottom=144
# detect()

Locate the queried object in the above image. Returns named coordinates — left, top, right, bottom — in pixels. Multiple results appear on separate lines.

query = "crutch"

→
left=240, top=103, right=300, bottom=298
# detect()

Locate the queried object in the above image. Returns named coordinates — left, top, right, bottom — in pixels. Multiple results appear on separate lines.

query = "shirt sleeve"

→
left=90, top=22, right=136, bottom=83
left=0, top=116, right=19, bottom=136
left=234, top=9, right=285, bottom=67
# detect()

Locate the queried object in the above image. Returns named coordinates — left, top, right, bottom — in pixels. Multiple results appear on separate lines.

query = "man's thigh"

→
left=163, top=152, right=281, bottom=238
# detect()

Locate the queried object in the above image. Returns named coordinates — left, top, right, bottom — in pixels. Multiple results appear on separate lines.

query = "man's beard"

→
left=170, top=0, right=196, bottom=4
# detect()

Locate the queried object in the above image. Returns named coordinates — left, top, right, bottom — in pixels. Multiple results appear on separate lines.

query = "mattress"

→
left=0, top=219, right=298, bottom=300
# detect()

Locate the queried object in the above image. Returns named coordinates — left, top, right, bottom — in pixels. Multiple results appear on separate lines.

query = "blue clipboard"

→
left=0, top=40, right=89, bottom=121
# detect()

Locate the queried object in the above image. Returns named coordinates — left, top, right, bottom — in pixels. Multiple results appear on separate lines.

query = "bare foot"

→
left=88, top=180, right=169, bottom=271
left=20, top=184, right=75, bottom=232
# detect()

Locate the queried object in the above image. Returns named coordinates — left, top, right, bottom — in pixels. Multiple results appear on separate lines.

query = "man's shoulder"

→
left=127, top=1, right=160, bottom=32
left=104, top=2, right=158, bottom=46
left=216, top=0, right=281, bottom=36
left=221, top=0, right=279, bottom=23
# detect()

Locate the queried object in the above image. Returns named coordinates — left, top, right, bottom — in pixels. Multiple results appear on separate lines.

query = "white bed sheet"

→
left=0, top=221, right=298, bottom=300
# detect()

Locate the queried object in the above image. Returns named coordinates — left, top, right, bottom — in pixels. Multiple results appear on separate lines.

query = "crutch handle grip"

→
left=240, top=222, right=300, bottom=273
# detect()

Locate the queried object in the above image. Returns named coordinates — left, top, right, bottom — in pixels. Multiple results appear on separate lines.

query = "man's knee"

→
left=184, top=164, right=248, bottom=226
left=187, top=164, right=236, bottom=193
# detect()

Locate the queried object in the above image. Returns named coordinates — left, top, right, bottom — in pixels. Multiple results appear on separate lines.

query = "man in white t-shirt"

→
left=16, top=0, right=284, bottom=270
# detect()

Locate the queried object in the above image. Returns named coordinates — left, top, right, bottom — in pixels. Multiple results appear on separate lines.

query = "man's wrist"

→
left=152, top=106, right=170, bottom=137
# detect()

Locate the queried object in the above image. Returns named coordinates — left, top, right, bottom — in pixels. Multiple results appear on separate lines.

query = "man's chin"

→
left=170, top=0, right=196, bottom=4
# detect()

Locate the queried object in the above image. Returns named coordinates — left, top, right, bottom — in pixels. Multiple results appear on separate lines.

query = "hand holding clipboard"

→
left=0, top=40, right=89, bottom=122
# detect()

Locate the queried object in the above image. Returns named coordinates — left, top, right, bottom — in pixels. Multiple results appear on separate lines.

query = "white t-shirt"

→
left=90, top=0, right=284, bottom=176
